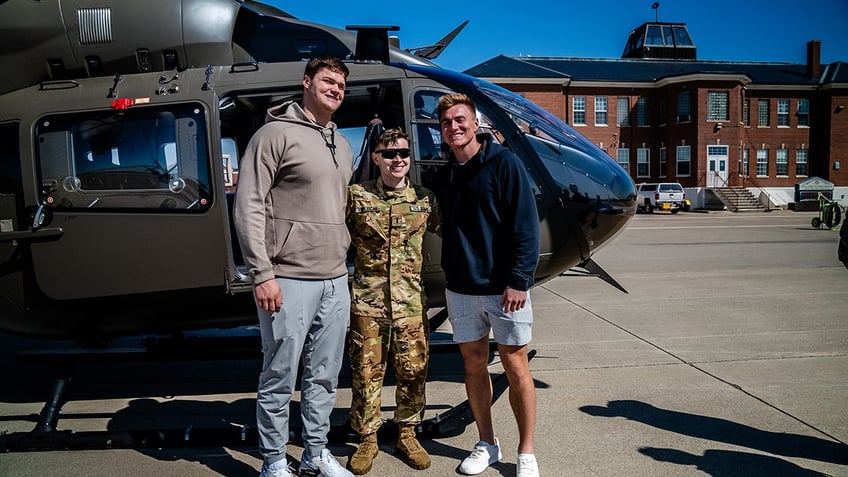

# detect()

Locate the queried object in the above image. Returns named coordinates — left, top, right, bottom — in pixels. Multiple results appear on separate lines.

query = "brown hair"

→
left=374, top=128, right=409, bottom=149
left=304, top=57, right=350, bottom=79
left=436, top=93, right=476, bottom=119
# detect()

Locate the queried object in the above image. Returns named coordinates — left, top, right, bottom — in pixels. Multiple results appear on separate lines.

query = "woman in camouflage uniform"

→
left=345, top=128, right=440, bottom=474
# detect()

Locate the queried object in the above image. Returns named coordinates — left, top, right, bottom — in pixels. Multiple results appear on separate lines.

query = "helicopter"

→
left=0, top=0, right=636, bottom=340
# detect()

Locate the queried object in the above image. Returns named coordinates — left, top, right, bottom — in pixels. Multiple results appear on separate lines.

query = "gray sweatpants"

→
left=255, top=275, right=350, bottom=465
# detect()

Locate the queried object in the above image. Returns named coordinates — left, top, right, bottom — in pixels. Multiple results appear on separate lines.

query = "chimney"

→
left=807, top=40, right=822, bottom=79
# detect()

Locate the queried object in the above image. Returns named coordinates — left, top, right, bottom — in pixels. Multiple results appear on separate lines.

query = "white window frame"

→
left=659, top=147, right=667, bottom=178
left=637, top=148, right=650, bottom=178
left=616, top=148, right=630, bottom=173
left=777, top=99, right=790, bottom=127
left=756, top=149, right=769, bottom=176
left=776, top=148, right=788, bottom=176
left=573, top=96, right=586, bottom=126
left=676, top=145, right=691, bottom=177
left=797, top=99, right=810, bottom=127
left=796, top=149, right=808, bottom=176
left=595, top=97, right=608, bottom=126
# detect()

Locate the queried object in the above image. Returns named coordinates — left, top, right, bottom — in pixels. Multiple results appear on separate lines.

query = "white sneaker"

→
left=459, top=438, right=502, bottom=475
left=259, top=459, right=293, bottom=477
left=298, top=448, right=353, bottom=477
left=517, top=453, right=539, bottom=477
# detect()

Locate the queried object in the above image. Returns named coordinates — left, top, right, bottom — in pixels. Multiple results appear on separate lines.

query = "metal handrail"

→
left=738, top=174, right=774, bottom=211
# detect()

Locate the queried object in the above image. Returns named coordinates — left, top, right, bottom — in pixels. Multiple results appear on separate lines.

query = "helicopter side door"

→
left=28, top=98, right=231, bottom=300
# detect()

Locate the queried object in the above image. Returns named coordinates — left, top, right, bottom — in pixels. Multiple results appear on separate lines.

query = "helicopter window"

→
left=221, top=137, right=239, bottom=193
left=218, top=82, right=405, bottom=188
left=411, top=91, right=449, bottom=177
left=35, top=103, right=211, bottom=211
left=413, top=92, right=441, bottom=120
left=476, top=83, right=633, bottom=201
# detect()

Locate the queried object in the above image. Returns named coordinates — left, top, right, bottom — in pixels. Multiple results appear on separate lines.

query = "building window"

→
left=776, top=148, right=789, bottom=175
left=796, top=149, right=808, bottom=176
left=707, top=91, right=729, bottom=121
left=637, top=148, right=650, bottom=177
left=637, top=97, right=650, bottom=127
left=777, top=99, right=790, bottom=127
left=676, top=146, right=691, bottom=176
left=595, top=97, right=608, bottom=126
left=742, top=148, right=750, bottom=176
left=743, top=99, right=750, bottom=127
left=756, top=149, right=768, bottom=176
left=797, top=99, right=810, bottom=127
left=757, top=100, right=770, bottom=127
left=617, top=148, right=630, bottom=173
left=659, top=147, right=667, bottom=177
left=616, top=97, right=630, bottom=126
left=573, top=96, right=586, bottom=125
left=676, top=92, right=691, bottom=122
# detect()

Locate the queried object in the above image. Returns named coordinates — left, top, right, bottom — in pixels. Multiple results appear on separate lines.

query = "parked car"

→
left=636, top=182, right=686, bottom=214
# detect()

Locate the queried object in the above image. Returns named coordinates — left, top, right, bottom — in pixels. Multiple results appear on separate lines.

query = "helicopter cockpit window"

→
left=36, top=103, right=211, bottom=211
left=411, top=89, right=543, bottom=199
left=478, top=83, right=632, bottom=202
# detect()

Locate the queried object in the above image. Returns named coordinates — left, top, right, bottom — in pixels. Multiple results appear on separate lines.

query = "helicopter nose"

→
left=567, top=146, right=637, bottom=254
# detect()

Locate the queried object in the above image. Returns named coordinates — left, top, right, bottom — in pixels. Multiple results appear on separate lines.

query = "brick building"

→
left=464, top=22, right=848, bottom=210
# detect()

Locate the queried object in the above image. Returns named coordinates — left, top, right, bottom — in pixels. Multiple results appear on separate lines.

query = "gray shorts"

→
left=445, top=289, right=533, bottom=346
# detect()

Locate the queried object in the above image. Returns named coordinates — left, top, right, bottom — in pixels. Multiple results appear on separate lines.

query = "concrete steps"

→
left=711, top=187, right=766, bottom=212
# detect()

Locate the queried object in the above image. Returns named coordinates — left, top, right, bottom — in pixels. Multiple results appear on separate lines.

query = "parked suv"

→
left=636, top=182, right=686, bottom=214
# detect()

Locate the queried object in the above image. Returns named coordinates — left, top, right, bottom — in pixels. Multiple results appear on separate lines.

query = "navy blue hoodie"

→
left=434, top=136, right=540, bottom=295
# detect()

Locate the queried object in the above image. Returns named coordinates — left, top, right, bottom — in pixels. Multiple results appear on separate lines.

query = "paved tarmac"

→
left=0, top=210, right=846, bottom=477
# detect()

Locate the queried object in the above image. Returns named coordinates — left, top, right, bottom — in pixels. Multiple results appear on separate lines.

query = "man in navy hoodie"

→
left=434, top=93, right=541, bottom=477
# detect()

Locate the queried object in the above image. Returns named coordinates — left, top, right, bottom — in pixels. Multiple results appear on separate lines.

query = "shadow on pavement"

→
left=581, top=400, right=848, bottom=467
left=639, top=447, right=831, bottom=477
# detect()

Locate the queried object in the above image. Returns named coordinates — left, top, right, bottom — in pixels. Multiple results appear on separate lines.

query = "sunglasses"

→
left=375, top=148, right=411, bottom=159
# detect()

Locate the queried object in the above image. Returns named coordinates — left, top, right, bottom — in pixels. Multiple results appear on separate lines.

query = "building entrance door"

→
left=707, top=145, right=729, bottom=187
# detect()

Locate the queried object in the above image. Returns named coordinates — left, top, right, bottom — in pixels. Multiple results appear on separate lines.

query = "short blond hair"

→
left=436, top=93, right=476, bottom=120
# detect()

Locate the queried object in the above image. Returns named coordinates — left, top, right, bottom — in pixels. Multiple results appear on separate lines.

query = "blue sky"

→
left=267, top=0, right=848, bottom=73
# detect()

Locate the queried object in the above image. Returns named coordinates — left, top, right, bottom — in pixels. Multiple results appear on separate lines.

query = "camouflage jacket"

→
left=347, top=179, right=440, bottom=318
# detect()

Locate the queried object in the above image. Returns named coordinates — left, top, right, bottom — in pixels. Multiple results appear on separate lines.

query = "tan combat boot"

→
left=397, top=425, right=431, bottom=470
left=348, top=432, right=378, bottom=475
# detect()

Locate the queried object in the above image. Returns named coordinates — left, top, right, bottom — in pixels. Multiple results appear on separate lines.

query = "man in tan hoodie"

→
left=234, top=57, right=354, bottom=477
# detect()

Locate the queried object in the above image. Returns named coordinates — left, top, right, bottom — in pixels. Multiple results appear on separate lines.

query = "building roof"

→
left=463, top=55, right=848, bottom=86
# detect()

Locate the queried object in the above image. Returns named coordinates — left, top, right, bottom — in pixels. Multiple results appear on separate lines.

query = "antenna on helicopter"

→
left=652, top=2, right=660, bottom=22
left=406, top=20, right=469, bottom=60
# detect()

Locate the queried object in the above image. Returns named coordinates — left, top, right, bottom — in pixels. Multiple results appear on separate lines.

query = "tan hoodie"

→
left=234, top=100, right=353, bottom=283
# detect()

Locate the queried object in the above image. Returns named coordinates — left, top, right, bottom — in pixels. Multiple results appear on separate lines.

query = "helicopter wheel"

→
left=811, top=217, right=821, bottom=229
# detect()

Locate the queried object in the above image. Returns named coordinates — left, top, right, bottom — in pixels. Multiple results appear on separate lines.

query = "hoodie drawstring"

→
left=321, top=128, right=339, bottom=169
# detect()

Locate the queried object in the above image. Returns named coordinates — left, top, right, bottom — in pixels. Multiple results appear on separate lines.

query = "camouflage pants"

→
left=348, top=313, right=429, bottom=436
